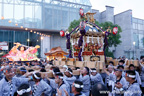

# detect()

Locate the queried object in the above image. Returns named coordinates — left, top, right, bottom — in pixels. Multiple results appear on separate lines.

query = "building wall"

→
left=100, top=11, right=107, bottom=23
left=50, top=34, right=67, bottom=52
left=0, top=30, right=41, bottom=57
left=132, top=17, right=144, bottom=58
left=114, top=10, right=133, bottom=58
left=105, top=6, right=114, bottom=23
left=92, top=9, right=101, bottom=23
left=92, top=6, right=139, bottom=59
left=42, top=4, right=91, bottom=30
left=41, top=36, right=50, bottom=58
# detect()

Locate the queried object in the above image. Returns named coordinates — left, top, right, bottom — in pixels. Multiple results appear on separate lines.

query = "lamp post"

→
left=27, top=39, right=30, bottom=46
left=133, top=42, right=136, bottom=60
left=41, top=36, right=44, bottom=58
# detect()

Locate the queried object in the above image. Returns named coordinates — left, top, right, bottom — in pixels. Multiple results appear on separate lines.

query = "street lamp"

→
left=8, top=20, right=11, bottom=23
left=27, top=39, right=30, bottom=42
left=1, top=16, right=4, bottom=20
left=133, top=42, right=136, bottom=46
left=20, top=26, right=23, bottom=28
left=41, top=37, right=44, bottom=40
left=133, top=42, right=136, bottom=60
left=27, top=39, right=30, bottom=46
left=25, top=28, right=28, bottom=30
left=15, top=24, right=18, bottom=26
left=41, top=36, right=44, bottom=58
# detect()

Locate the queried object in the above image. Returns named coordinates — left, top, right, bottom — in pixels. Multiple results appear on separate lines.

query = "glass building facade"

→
left=0, top=0, right=91, bottom=29
left=0, top=30, right=41, bottom=57
left=0, top=0, right=92, bottom=57
left=132, top=17, right=144, bottom=58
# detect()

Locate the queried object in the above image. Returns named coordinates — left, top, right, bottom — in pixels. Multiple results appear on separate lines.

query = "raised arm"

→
left=11, top=43, right=21, bottom=51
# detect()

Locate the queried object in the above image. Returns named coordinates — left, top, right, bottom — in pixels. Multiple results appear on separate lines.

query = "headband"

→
left=52, top=71, right=60, bottom=75
left=17, top=86, right=31, bottom=95
left=65, top=69, right=73, bottom=75
left=63, top=65, right=68, bottom=69
left=91, top=70, right=97, bottom=73
left=125, top=73, right=135, bottom=78
left=108, top=65, right=114, bottom=68
left=56, top=75, right=63, bottom=79
left=33, top=73, right=40, bottom=79
left=74, top=83, right=84, bottom=88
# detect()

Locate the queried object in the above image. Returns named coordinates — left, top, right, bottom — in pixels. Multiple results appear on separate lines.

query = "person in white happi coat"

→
left=71, top=80, right=86, bottom=96
left=32, top=72, right=52, bottom=96
left=113, top=66, right=128, bottom=96
left=0, top=67, right=32, bottom=96
left=90, top=68, right=104, bottom=89
left=104, top=65, right=116, bottom=91
left=78, top=67, right=90, bottom=96
left=128, top=64, right=142, bottom=85
left=64, top=68, right=76, bottom=96
left=124, top=70, right=142, bottom=96
left=139, top=58, right=144, bottom=94
left=55, top=72, right=69, bottom=96
left=48, top=67, right=70, bottom=96
left=118, top=60, right=126, bottom=67
left=56, top=80, right=86, bottom=96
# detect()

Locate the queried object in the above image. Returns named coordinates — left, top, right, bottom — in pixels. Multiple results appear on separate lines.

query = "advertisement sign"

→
left=0, top=42, right=8, bottom=50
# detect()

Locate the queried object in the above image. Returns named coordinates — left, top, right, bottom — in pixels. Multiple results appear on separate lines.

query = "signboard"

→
left=0, top=42, right=8, bottom=50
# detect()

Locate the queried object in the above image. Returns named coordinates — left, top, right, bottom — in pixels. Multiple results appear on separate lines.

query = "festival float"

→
left=53, top=8, right=118, bottom=70
left=45, top=46, right=68, bottom=61
left=6, top=43, right=40, bottom=61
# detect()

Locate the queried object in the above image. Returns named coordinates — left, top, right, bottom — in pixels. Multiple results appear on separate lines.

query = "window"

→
left=133, top=23, right=136, bottom=29
left=138, top=19, right=143, bottom=24
left=133, top=18, right=137, bottom=23
left=139, top=33, right=143, bottom=48
left=138, top=24, right=141, bottom=30
left=135, top=23, right=138, bottom=29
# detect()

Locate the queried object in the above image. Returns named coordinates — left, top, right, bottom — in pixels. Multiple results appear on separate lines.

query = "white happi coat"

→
left=0, top=77, right=29, bottom=96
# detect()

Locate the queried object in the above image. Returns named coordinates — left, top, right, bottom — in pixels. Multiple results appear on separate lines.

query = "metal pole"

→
left=134, top=46, right=135, bottom=60
left=28, top=32, right=29, bottom=46
left=13, top=0, right=15, bottom=43
left=14, top=31, right=15, bottom=43
left=23, top=0, right=25, bottom=27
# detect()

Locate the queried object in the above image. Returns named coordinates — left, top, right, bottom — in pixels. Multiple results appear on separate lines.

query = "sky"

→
left=90, top=0, right=144, bottom=19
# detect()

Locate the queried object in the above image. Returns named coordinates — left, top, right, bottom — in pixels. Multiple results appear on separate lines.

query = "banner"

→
left=0, top=42, right=8, bottom=50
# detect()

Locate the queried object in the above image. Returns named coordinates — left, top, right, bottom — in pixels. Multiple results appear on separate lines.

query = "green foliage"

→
left=68, top=20, right=122, bottom=58
left=68, top=19, right=81, bottom=32
left=105, top=47, right=114, bottom=58
left=101, top=22, right=122, bottom=47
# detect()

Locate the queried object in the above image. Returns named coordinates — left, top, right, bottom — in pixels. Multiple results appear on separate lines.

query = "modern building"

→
left=0, top=0, right=92, bottom=58
left=92, top=6, right=144, bottom=59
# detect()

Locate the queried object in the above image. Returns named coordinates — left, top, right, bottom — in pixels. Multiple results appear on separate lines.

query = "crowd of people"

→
left=0, top=56, right=144, bottom=96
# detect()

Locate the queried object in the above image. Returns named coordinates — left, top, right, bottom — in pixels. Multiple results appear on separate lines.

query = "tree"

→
left=100, top=22, right=122, bottom=58
left=68, top=19, right=81, bottom=32
left=68, top=20, right=122, bottom=58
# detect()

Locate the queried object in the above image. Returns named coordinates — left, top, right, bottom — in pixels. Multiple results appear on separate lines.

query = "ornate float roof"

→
left=71, top=23, right=105, bottom=38
left=45, top=46, right=68, bottom=56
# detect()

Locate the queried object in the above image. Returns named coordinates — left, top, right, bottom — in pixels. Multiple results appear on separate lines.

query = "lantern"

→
left=113, top=27, right=118, bottom=35
left=1, top=16, right=4, bottom=20
left=60, top=30, right=65, bottom=37
left=79, top=8, right=84, bottom=17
